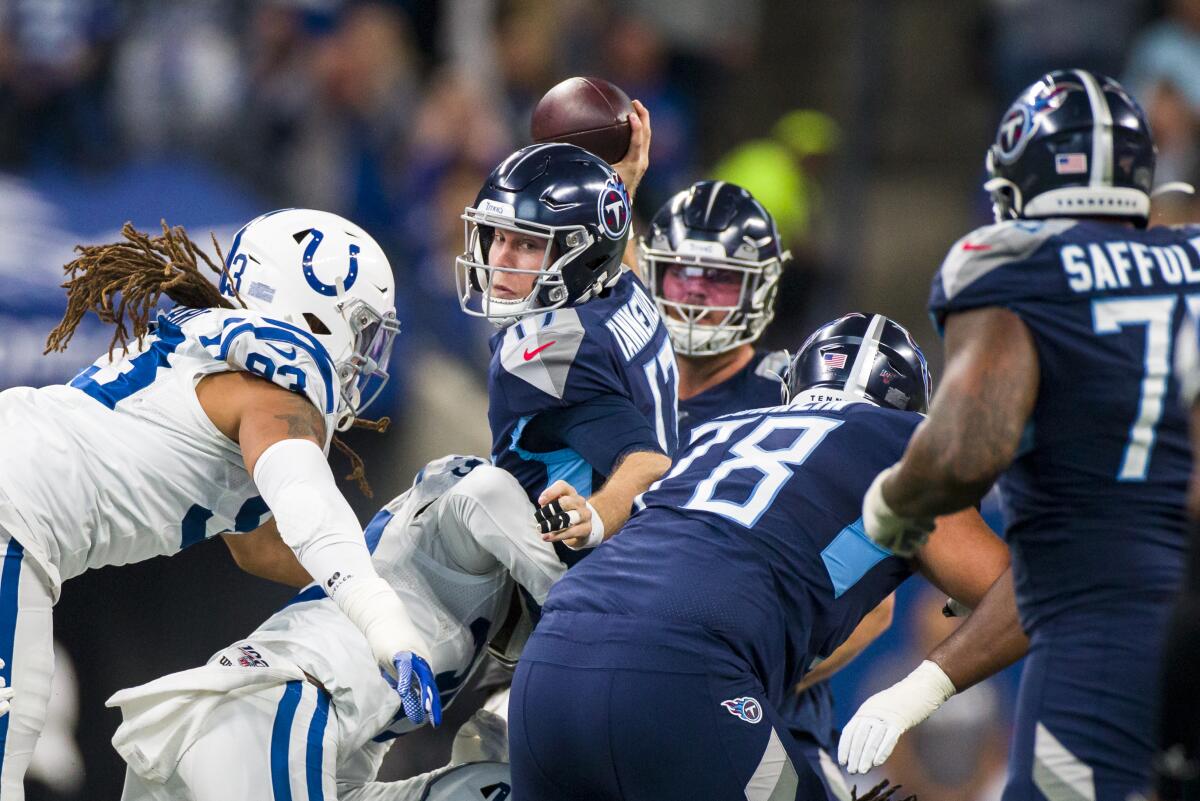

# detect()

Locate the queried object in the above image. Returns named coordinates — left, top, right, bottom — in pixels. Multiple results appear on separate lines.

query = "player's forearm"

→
left=797, top=594, right=894, bottom=692
left=221, top=520, right=312, bottom=588
left=253, top=439, right=432, bottom=667
left=590, top=449, right=671, bottom=536
left=926, top=567, right=1027, bottom=691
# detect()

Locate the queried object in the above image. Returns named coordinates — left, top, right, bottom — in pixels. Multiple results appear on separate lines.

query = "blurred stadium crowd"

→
left=2, top=0, right=1200, bottom=798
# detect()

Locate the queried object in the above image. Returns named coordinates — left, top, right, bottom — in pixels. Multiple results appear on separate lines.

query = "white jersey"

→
left=109, top=456, right=565, bottom=786
left=0, top=306, right=340, bottom=594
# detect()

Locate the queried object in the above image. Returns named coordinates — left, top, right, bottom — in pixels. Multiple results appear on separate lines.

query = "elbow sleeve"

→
left=253, top=439, right=431, bottom=666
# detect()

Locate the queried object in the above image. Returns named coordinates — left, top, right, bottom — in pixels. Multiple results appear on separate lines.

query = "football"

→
left=530, top=76, right=633, bottom=164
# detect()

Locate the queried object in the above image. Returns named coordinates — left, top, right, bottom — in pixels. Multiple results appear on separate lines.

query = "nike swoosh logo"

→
left=523, top=341, right=556, bottom=361
left=266, top=343, right=298, bottom=360
left=961, top=243, right=992, bottom=252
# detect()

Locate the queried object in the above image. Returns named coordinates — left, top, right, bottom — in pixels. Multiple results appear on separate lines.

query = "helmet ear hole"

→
left=303, top=313, right=332, bottom=335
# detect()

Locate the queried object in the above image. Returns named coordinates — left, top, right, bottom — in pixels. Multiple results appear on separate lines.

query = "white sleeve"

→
left=432, top=465, right=565, bottom=603
left=253, top=439, right=432, bottom=667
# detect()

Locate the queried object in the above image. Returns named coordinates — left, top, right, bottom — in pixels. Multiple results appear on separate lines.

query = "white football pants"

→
left=119, top=679, right=337, bottom=801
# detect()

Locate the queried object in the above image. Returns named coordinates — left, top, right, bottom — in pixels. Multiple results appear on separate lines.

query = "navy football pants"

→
left=1004, top=599, right=1172, bottom=801
left=509, top=658, right=828, bottom=801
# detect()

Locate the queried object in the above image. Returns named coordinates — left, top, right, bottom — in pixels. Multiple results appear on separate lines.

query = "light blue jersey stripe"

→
left=820, top=518, right=891, bottom=598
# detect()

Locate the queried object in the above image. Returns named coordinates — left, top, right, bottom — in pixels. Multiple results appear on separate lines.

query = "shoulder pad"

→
left=497, top=309, right=588, bottom=401
left=754, top=350, right=789, bottom=383
left=938, top=219, right=1076, bottom=303
left=183, top=308, right=339, bottom=419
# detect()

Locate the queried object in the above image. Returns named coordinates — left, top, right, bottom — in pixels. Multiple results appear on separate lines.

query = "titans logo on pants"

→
left=721, top=696, right=763, bottom=724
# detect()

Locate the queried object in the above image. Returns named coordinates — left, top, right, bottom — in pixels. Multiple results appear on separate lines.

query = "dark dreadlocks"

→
left=46, top=221, right=386, bottom=496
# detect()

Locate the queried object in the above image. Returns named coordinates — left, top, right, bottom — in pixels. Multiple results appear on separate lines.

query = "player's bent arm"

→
left=538, top=448, right=671, bottom=547
left=795, top=594, right=894, bottom=693
left=925, top=566, right=1027, bottom=690
left=883, top=307, right=1039, bottom=520
left=589, top=448, right=671, bottom=535
left=200, top=373, right=441, bottom=723
left=840, top=517, right=1021, bottom=775
left=912, top=506, right=1010, bottom=609
left=220, top=519, right=312, bottom=588
left=839, top=567, right=1027, bottom=775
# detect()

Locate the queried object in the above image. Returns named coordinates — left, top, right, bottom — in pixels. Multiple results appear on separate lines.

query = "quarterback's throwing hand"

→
left=612, top=99, right=651, bottom=201
left=862, top=467, right=934, bottom=556
left=388, top=651, right=442, bottom=727
left=536, top=480, right=605, bottom=550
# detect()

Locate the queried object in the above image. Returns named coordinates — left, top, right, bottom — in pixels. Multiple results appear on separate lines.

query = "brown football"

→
left=530, top=76, right=633, bottom=164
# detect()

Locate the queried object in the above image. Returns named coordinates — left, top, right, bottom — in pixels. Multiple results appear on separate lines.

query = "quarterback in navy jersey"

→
left=508, top=314, right=1019, bottom=801
left=457, top=143, right=676, bottom=559
left=850, top=71, right=1195, bottom=799
left=642, top=181, right=893, bottom=797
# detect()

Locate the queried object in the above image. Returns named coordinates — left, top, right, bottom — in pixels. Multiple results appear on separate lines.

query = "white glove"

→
left=0, top=659, right=13, bottom=718
left=861, top=467, right=935, bottom=556
left=838, top=660, right=956, bottom=774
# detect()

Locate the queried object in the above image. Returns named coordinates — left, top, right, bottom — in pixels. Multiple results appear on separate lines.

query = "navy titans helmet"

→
left=985, top=69, right=1156, bottom=225
left=640, top=180, right=790, bottom=356
left=456, top=143, right=632, bottom=325
left=786, top=313, right=931, bottom=413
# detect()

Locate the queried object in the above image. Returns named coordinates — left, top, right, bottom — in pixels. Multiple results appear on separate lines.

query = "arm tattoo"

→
left=273, top=394, right=326, bottom=443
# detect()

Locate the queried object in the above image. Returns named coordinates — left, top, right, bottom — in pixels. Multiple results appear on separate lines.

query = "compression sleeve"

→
left=253, top=439, right=432, bottom=668
left=521, top=394, right=664, bottom=476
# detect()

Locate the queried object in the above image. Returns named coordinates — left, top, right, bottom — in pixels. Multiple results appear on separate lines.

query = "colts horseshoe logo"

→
left=301, top=229, right=359, bottom=296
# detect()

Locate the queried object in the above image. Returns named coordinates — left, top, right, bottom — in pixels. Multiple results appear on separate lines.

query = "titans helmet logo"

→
left=994, top=80, right=1084, bottom=165
left=598, top=179, right=631, bottom=240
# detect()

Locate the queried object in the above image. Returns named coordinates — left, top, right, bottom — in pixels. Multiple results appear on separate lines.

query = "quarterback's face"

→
left=661, top=264, right=742, bottom=323
left=488, top=229, right=554, bottom=299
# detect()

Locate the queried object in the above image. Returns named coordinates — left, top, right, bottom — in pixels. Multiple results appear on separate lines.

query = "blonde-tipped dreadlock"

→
left=853, top=780, right=916, bottom=801
left=45, top=220, right=242, bottom=358
left=46, top=220, right=386, bottom=496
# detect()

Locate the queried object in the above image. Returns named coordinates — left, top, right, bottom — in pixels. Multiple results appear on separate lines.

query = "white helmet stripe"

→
left=844, top=314, right=886, bottom=402
left=1074, top=69, right=1113, bottom=187
left=703, top=181, right=726, bottom=226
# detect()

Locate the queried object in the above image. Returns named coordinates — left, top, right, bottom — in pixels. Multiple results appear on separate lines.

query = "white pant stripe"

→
left=745, top=727, right=799, bottom=801
left=1033, top=721, right=1097, bottom=801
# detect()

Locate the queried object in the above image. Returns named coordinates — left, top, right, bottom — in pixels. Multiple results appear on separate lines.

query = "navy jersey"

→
left=539, top=400, right=917, bottom=707
left=487, top=270, right=679, bottom=502
left=677, top=349, right=788, bottom=444
left=929, top=219, right=1197, bottom=630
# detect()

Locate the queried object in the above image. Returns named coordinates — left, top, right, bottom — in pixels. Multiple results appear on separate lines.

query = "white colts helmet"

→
left=219, top=208, right=399, bottom=430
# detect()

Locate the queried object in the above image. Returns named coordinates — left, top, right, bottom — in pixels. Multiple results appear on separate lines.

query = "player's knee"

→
left=450, top=465, right=529, bottom=512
